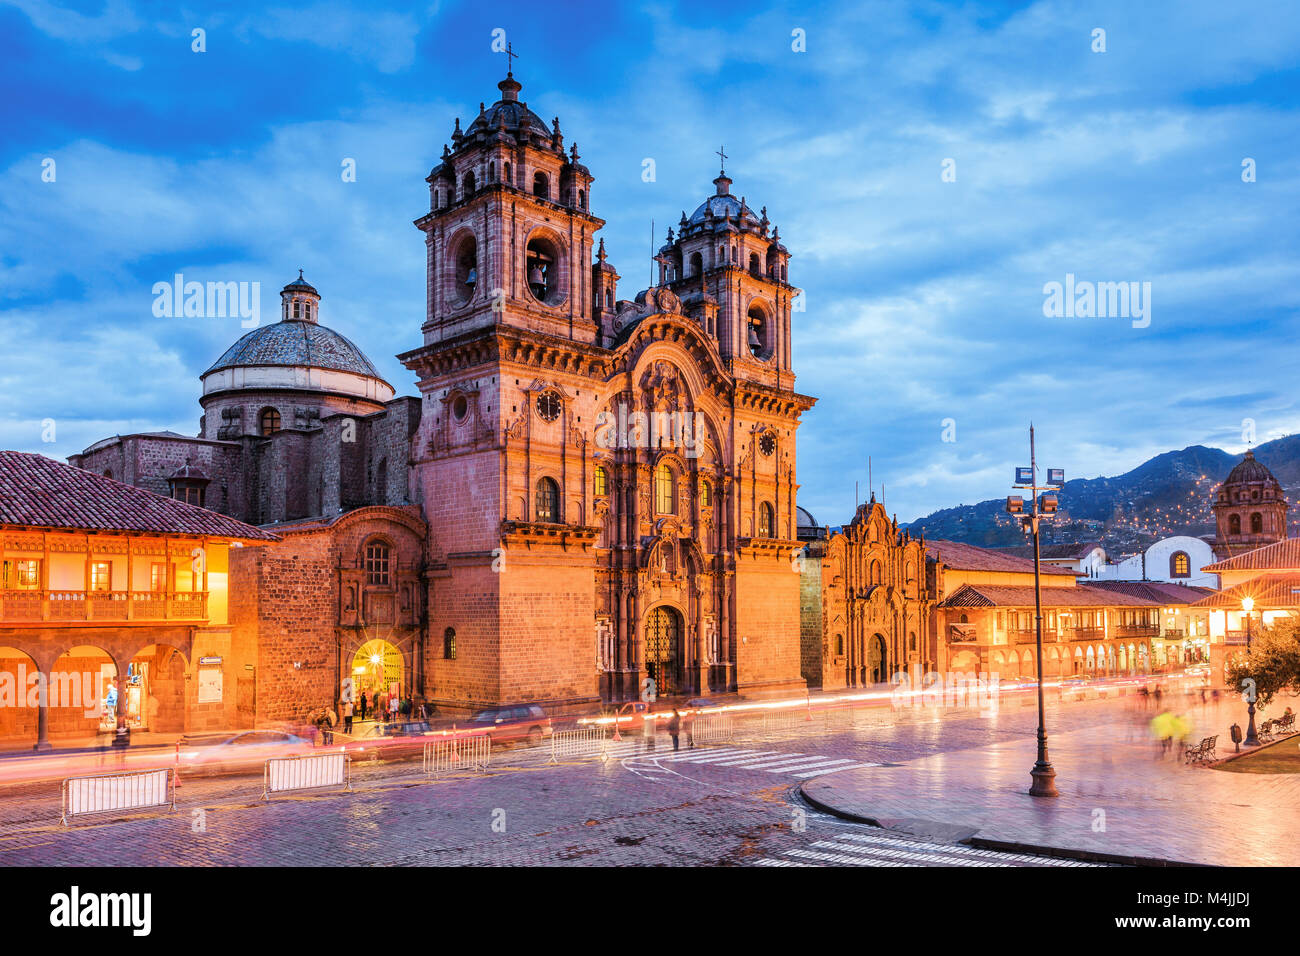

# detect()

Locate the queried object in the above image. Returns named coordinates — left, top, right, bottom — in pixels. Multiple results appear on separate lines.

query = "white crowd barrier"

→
left=263, top=750, right=350, bottom=799
left=423, top=735, right=491, bottom=776
left=688, top=713, right=734, bottom=744
left=549, top=726, right=608, bottom=763
left=61, top=768, right=174, bottom=825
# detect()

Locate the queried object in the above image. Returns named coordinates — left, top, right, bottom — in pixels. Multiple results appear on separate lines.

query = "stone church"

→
left=71, top=70, right=816, bottom=719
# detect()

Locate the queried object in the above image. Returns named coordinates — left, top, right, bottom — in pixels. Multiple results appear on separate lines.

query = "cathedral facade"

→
left=71, top=71, right=816, bottom=719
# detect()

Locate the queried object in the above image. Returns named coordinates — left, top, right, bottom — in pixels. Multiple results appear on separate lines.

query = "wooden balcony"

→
left=0, top=590, right=208, bottom=624
left=1114, top=625, right=1159, bottom=639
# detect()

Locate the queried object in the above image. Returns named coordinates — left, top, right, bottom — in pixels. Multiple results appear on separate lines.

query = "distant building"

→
left=993, top=541, right=1107, bottom=577
left=797, top=500, right=936, bottom=690
left=1095, top=534, right=1219, bottom=588
left=1209, top=449, right=1288, bottom=560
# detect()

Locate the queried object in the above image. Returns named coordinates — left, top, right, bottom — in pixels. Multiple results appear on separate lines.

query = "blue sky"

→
left=2, top=0, right=1298, bottom=524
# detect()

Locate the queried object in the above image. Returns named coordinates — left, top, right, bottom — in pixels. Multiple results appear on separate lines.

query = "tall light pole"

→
left=1006, top=425, right=1064, bottom=798
left=1242, top=595, right=1260, bottom=747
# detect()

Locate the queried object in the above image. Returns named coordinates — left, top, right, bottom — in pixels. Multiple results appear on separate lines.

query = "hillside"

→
left=905, top=436, right=1300, bottom=556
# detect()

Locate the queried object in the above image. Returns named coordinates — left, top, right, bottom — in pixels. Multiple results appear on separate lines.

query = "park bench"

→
left=1184, top=735, right=1218, bottom=764
left=1258, top=720, right=1275, bottom=743
left=1276, top=713, right=1296, bottom=734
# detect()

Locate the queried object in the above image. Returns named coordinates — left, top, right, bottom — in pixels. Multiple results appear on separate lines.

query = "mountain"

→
left=905, top=436, right=1300, bottom=556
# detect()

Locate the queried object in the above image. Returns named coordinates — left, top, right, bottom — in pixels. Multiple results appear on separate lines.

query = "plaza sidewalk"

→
left=800, top=695, right=1300, bottom=867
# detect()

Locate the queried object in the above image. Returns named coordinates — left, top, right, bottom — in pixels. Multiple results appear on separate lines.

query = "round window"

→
left=452, top=395, right=468, bottom=422
left=536, top=392, right=562, bottom=422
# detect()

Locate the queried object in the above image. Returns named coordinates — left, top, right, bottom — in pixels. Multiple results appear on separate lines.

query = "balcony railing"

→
left=1114, top=624, right=1159, bottom=638
left=1065, top=626, right=1106, bottom=642
left=0, top=590, right=208, bottom=624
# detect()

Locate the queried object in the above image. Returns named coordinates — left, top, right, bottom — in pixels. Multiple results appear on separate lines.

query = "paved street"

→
left=0, top=686, right=1281, bottom=866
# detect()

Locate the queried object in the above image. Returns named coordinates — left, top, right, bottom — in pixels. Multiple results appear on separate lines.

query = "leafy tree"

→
left=1225, top=617, right=1300, bottom=708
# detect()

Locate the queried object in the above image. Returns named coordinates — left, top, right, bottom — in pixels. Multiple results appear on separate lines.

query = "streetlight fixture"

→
left=1241, top=595, right=1259, bottom=747
left=1006, top=424, right=1063, bottom=798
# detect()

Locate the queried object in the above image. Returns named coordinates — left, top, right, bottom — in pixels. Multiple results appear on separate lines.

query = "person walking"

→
left=668, top=708, right=682, bottom=752
left=359, top=691, right=368, bottom=722
left=389, top=693, right=399, bottom=723
left=683, top=708, right=695, bottom=749
left=342, top=699, right=354, bottom=734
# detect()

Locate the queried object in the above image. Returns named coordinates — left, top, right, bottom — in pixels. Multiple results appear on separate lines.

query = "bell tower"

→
left=657, top=157, right=798, bottom=390
left=415, top=70, right=605, bottom=346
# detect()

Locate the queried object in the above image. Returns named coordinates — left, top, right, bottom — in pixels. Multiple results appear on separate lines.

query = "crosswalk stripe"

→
left=785, top=847, right=908, bottom=867
left=679, top=750, right=785, bottom=765
left=837, top=832, right=1102, bottom=867
left=656, top=748, right=758, bottom=763
left=790, top=762, right=880, bottom=778
left=755, top=857, right=817, bottom=867
left=757, top=757, right=858, bottom=773
left=811, top=840, right=1010, bottom=867
left=710, top=752, right=802, bottom=767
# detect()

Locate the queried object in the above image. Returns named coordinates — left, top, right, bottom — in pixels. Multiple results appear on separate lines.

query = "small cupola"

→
left=281, top=270, right=321, bottom=323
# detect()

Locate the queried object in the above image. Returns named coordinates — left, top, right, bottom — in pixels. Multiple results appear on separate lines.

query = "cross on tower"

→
left=505, top=41, right=518, bottom=75
left=716, top=144, right=728, bottom=172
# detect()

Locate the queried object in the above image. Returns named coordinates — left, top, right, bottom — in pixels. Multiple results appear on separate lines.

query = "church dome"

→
left=204, top=320, right=382, bottom=378
left=688, top=192, right=761, bottom=227
left=1223, top=449, right=1278, bottom=488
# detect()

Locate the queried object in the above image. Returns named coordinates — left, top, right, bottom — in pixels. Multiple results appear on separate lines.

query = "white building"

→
left=1096, top=535, right=1219, bottom=589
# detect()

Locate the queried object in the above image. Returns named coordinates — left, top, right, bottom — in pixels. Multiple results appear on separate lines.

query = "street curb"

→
left=798, top=780, right=1203, bottom=868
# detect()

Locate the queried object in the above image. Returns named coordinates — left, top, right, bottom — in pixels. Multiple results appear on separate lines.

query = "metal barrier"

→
left=423, top=734, right=491, bottom=776
left=61, top=768, right=174, bottom=825
left=263, top=750, right=351, bottom=800
left=688, top=713, right=734, bottom=744
left=549, top=726, right=609, bottom=763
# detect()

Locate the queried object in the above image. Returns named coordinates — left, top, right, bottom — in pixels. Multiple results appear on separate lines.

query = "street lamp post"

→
left=1007, top=425, right=1064, bottom=798
left=1242, top=596, right=1260, bottom=747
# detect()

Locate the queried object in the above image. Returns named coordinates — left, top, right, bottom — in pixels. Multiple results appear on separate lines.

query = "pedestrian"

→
left=668, top=708, right=681, bottom=752
left=342, top=699, right=354, bottom=734
left=389, top=694, right=399, bottom=723
left=683, top=708, right=695, bottom=749
left=359, top=691, right=368, bottom=722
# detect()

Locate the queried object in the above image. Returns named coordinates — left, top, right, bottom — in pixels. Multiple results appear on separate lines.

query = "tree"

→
left=1225, top=616, right=1300, bottom=709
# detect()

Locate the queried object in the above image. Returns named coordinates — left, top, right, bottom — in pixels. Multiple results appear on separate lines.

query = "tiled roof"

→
left=1082, top=580, right=1216, bottom=605
left=203, top=320, right=384, bottom=379
left=0, top=451, right=280, bottom=541
left=1189, top=573, right=1300, bottom=609
left=939, top=583, right=1159, bottom=609
left=1202, top=538, right=1300, bottom=573
left=995, top=541, right=1101, bottom=561
left=927, top=539, right=1075, bottom=576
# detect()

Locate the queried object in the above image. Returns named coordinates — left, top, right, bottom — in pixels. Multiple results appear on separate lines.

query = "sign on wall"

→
left=197, top=666, right=223, bottom=704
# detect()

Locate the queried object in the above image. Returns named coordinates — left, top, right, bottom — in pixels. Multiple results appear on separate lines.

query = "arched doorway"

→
left=644, top=605, right=683, bottom=697
left=49, top=645, right=117, bottom=739
left=130, top=644, right=188, bottom=733
left=868, top=634, right=888, bottom=684
left=0, top=646, right=40, bottom=746
left=353, top=639, right=404, bottom=700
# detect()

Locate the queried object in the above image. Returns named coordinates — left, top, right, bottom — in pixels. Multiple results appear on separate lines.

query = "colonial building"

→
left=929, top=538, right=1214, bottom=679
left=66, top=69, right=816, bottom=720
left=798, top=499, right=936, bottom=689
left=1209, top=450, right=1288, bottom=560
left=0, top=451, right=277, bottom=748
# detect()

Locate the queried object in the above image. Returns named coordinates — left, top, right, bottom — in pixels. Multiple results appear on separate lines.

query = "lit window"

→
left=260, top=408, right=281, bottom=436
left=700, top=479, right=711, bottom=507
left=536, top=478, right=560, bottom=523
left=3, top=559, right=41, bottom=590
left=90, top=561, right=112, bottom=592
left=758, top=501, right=774, bottom=537
left=151, top=563, right=167, bottom=592
left=655, top=464, right=675, bottom=514
left=365, top=543, right=391, bottom=585
left=594, top=466, right=608, bottom=497
left=444, top=627, right=457, bottom=660
left=1171, top=551, right=1190, bottom=578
